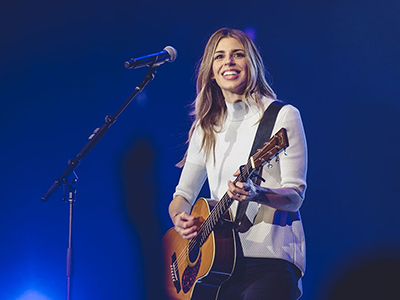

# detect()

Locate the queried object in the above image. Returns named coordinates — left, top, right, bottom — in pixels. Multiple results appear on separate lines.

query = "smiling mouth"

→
left=222, top=70, right=240, bottom=76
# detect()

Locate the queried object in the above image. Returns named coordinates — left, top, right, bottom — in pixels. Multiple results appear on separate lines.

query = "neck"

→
left=223, top=91, right=245, bottom=103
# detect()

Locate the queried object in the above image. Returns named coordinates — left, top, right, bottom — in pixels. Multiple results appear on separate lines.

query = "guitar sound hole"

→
left=188, top=241, right=200, bottom=264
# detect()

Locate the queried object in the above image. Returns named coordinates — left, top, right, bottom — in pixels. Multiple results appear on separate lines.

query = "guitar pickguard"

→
left=181, top=252, right=202, bottom=293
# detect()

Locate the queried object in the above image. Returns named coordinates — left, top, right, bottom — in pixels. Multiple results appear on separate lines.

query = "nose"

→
left=224, top=54, right=235, bottom=66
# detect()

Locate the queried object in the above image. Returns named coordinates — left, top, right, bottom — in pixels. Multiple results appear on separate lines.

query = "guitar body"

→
left=163, top=198, right=236, bottom=300
left=163, top=128, right=289, bottom=300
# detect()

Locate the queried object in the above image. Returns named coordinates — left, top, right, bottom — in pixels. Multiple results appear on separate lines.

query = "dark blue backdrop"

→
left=1, top=1, right=400, bottom=299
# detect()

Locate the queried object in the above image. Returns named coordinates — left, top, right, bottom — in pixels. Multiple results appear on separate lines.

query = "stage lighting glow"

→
left=16, top=289, right=51, bottom=300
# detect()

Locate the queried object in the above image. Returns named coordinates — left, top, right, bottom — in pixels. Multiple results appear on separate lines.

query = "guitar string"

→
left=172, top=179, right=246, bottom=271
left=171, top=142, right=276, bottom=271
left=171, top=139, right=278, bottom=271
left=167, top=132, right=289, bottom=289
left=170, top=136, right=280, bottom=273
left=172, top=183, right=242, bottom=270
left=172, top=162, right=252, bottom=271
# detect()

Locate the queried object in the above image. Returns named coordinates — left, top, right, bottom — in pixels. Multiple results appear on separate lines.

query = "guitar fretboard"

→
left=189, top=160, right=253, bottom=249
left=187, top=127, right=288, bottom=250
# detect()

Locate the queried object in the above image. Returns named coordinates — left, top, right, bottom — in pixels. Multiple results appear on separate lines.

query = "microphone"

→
left=124, top=46, right=177, bottom=69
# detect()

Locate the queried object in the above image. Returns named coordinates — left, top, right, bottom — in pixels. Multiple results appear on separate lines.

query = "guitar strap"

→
left=235, top=101, right=286, bottom=232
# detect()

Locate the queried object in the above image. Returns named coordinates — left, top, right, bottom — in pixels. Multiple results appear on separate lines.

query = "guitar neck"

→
left=189, top=127, right=288, bottom=249
left=194, top=160, right=253, bottom=247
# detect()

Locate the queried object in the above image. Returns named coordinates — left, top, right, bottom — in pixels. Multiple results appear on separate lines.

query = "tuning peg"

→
left=275, top=155, right=280, bottom=163
left=267, top=161, right=273, bottom=169
left=284, top=149, right=288, bottom=156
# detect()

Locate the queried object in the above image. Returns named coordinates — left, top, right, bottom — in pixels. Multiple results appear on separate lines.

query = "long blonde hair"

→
left=178, top=28, right=277, bottom=167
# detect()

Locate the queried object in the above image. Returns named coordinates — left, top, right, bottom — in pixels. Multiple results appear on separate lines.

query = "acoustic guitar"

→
left=163, top=128, right=289, bottom=300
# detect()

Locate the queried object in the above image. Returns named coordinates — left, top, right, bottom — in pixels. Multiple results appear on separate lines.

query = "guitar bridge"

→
left=170, top=252, right=181, bottom=293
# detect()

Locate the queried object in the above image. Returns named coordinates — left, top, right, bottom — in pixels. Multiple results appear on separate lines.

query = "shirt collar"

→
left=225, top=99, right=262, bottom=121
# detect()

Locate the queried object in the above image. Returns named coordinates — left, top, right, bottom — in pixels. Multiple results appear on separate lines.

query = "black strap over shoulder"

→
left=249, top=101, right=286, bottom=157
left=235, top=101, right=286, bottom=231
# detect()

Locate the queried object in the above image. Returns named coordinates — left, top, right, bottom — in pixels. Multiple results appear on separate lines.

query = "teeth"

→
left=223, top=71, right=238, bottom=76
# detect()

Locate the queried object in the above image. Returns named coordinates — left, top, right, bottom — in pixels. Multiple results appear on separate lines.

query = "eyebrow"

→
left=214, top=49, right=245, bottom=54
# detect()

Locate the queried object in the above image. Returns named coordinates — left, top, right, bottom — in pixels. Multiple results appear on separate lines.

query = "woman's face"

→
left=212, top=37, right=248, bottom=103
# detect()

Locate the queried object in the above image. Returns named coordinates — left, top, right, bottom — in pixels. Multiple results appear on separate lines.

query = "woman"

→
left=168, top=28, right=307, bottom=300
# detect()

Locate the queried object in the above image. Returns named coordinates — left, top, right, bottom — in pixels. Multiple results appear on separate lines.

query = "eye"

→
left=234, top=52, right=245, bottom=58
left=214, top=54, right=223, bottom=60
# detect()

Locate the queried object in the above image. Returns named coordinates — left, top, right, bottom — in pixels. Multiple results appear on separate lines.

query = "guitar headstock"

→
left=250, top=128, right=289, bottom=169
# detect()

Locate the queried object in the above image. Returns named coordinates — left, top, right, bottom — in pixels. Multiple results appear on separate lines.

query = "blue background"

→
left=1, top=0, right=400, bottom=299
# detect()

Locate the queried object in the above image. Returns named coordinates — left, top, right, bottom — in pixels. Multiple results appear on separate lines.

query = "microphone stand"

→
left=41, top=67, right=158, bottom=300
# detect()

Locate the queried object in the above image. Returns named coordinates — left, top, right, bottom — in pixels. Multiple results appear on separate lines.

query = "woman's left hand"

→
left=228, top=169, right=270, bottom=203
left=227, top=170, right=304, bottom=211
left=227, top=179, right=249, bottom=201
left=227, top=169, right=249, bottom=201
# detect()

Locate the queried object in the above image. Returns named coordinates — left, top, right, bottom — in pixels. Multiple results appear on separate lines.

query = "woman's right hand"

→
left=172, top=212, right=198, bottom=240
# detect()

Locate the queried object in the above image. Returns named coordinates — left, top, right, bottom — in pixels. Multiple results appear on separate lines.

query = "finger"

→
left=182, top=225, right=198, bottom=236
left=182, top=219, right=197, bottom=229
left=176, top=225, right=198, bottom=240
left=233, top=169, right=240, bottom=177
left=228, top=181, right=249, bottom=197
left=175, top=217, right=196, bottom=229
left=235, top=182, right=250, bottom=196
left=235, top=182, right=245, bottom=189
left=228, top=181, right=238, bottom=197
left=182, top=230, right=198, bottom=240
left=228, top=181, right=242, bottom=201
left=174, top=212, right=195, bottom=224
left=238, top=187, right=249, bottom=196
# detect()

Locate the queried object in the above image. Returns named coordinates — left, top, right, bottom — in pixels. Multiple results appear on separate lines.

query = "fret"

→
left=192, top=128, right=288, bottom=248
